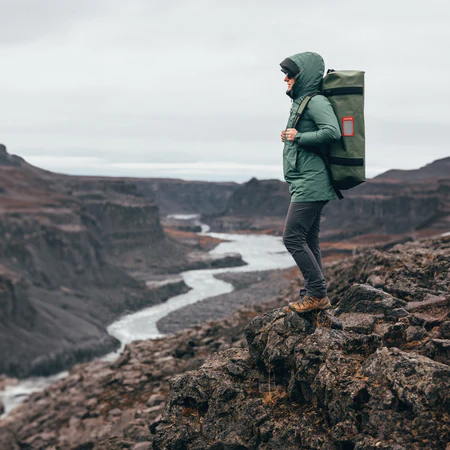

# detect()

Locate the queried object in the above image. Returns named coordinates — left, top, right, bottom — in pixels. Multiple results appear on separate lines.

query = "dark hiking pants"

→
left=282, top=201, right=328, bottom=298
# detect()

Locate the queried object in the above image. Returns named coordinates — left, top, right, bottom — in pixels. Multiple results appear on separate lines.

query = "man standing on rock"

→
left=280, top=52, right=341, bottom=313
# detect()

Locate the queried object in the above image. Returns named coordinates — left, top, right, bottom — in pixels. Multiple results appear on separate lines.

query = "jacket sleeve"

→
left=294, top=95, right=341, bottom=146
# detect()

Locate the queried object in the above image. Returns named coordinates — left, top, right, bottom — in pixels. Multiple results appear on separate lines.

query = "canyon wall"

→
left=206, top=158, right=450, bottom=238
left=133, top=178, right=237, bottom=215
left=0, top=146, right=190, bottom=376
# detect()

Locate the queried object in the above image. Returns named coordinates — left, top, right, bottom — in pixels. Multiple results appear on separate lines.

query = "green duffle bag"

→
left=294, top=70, right=366, bottom=199
left=322, top=70, right=365, bottom=191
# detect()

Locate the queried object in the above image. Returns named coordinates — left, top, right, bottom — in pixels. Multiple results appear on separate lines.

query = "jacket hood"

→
left=283, top=52, right=325, bottom=100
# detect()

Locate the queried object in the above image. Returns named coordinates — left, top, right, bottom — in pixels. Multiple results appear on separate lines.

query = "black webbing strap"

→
left=322, top=86, right=363, bottom=96
left=322, top=153, right=344, bottom=200
left=334, top=185, right=344, bottom=200
left=329, top=156, right=364, bottom=166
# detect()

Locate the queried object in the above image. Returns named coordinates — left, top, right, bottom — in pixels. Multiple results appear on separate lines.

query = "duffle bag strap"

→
left=323, top=150, right=344, bottom=200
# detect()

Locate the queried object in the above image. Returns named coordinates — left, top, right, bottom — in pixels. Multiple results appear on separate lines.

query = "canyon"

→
left=1, top=144, right=450, bottom=448
left=1, top=143, right=449, bottom=378
left=0, top=144, right=242, bottom=377
left=0, top=233, right=448, bottom=449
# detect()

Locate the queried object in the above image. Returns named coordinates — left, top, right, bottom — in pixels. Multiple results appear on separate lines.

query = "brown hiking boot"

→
left=288, top=294, right=331, bottom=313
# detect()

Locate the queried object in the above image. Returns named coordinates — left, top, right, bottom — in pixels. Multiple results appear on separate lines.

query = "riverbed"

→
left=1, top=223, right=294, bottom=418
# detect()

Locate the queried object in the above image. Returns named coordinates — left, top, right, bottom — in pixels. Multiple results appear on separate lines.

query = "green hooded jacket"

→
left=282, top=52, right=341, bottom=202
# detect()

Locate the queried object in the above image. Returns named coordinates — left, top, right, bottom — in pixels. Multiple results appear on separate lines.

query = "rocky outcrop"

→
left=1, top=235, right=449, bottom=449
left=154, top=237, right=450, bottom=449
left=0, top=144, right=22, bottom=167
left=156, top=325, right=449, bottom=449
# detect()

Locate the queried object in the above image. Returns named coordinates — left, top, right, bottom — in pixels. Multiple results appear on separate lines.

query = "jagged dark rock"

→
left=154, top=314, right=449, bottom=449
left=336, top=283, right=407, bottom=314
left=153, top=236, right=450, bottom=450
left=1, top=232, right=450, bottom=449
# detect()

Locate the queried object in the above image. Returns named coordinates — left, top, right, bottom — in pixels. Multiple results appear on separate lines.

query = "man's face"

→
left=284, top=73, right=296, bottom=91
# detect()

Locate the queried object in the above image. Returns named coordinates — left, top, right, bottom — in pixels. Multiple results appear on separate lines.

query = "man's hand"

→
left=281, top=128, right=298, bottom=142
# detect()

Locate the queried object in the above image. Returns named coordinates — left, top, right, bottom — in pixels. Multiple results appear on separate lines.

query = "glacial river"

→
left=1, top=219, right=295, bottom=418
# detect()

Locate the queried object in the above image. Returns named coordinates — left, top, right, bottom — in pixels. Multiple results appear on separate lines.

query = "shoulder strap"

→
left=293, top=94, right=314, bottom=129
left=293, top=92, right=321, bottom=129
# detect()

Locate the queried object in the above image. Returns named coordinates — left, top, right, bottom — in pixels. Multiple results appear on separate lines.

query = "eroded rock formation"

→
left=1, top=235, right=449, bottom=449
left=0, top=146, right=238, bottom=377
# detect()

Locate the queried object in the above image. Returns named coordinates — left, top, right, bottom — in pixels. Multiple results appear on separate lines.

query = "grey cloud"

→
left=0, top=0, right=111, bottom=45
left=369, top=120, right=450, bottom=147
left=0, top=0, right=449, bottom=182
left=3, top=113, right=284, bottom=142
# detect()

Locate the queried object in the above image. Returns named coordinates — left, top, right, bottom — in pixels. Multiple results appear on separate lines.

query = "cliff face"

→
left=62, top=177, right=237, bottom=217
left=1, top=235, right=449, bottom=449
left=206, top=160, right=450, bottom=238
left=133, top=178, right=237, bottom=216
left=219, top=178, right=288, bottom=217
left=0, top=266, right=35, bottom=327
left=59, top=177, right=192, bottom=274
left=322, top=177, right=450, bottom=239
left=204, top=178, right=289, bottom=233
left=0, top=147, right=192, bottom=377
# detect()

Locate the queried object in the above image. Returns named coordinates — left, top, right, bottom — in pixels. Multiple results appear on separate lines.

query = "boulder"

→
left=336, top=283, right=407, bottom=315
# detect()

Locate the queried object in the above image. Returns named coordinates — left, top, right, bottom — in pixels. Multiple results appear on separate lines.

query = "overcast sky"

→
left=1, top=0, right=449, bottom=182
